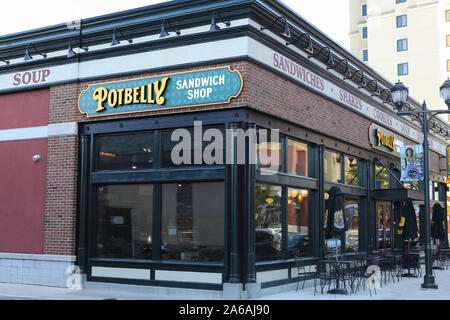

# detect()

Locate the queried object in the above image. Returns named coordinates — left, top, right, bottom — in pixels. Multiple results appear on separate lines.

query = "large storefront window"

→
left=287, top=139, right=308, bottom=177
left=96, top=184, right=153, bottom=259
left=345, top=199, right=359, bottom=253
left=344, top=156, right=359, bottom=186
left=375, top=165, right=389, bottom=189
left=287, top=188, right=309, bottom=257
left=255, top=184, right=282, bottom=261
left=96, top=132, right=154, bottom=171
left=161, top=182, right=224, bottom=262
left=324, top=150, right=341, bottom=183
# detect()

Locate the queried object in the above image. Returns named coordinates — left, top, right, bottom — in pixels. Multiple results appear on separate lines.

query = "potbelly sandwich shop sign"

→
left=78, top=66, right=243, bottom=117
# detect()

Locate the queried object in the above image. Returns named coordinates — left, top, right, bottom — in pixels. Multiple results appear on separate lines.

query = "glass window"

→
left=345, top=199, right=359, bottom=253
left=398, top=63, right=408, bottom=76
left=255, top=184, right=282, bottom=261
left=324, top=150, right=341, bottom=183
left=397, top=38, right=408, bottom=52
left=161, top=182, right=224, bottom=262
left=362, top=49, right=368, bottom=62
left=256, top=130, right=281, bottom=172
left=96, top=184, right=153, bottom=259
left=447, top=60, right=450, bottom=72
left=287, top=188, right=309, bottom=258
left=362, top=4, right=367, bottom=17
left=396, top=0, right=406, bottom=3
left=344, top=156, right=359, bottom=186
left=287, top=139, right=308, bottom=176
left=96, top=132, right=154, bottom=171
left=375, top=165, right=389, bottom=189
left=362, top=26, right=368, bottom=39
left=161, top=127, right=224, bottom=167
left=446, top=35, right=450, bottom=47
left=446, top=10, right=450, bottom=22
left=396, top=15, right=407, bottom=28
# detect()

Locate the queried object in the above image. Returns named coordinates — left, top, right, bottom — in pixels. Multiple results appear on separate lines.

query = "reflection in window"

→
left=344, top=156, right=359, bottom=186
left=96, top=184, right=153, bottom=259
left=96, top=132, right=154, bottom=171
left=375, top=165, right=389, bottom=189
left=287, top=188, right=309, bottom=257
left=256, top=130, right=281, bottom=172
left=345, top=200, right=359, bottom=253
left=255, top=184, right=282, bottom=261
left=287, top=139, right=308, bottom=177
left=161, top=182, right=224, bottom=262
left=324, top=150, right=341, bottom=183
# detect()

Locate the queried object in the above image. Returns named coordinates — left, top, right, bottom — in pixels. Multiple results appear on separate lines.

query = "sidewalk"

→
left=258, top=268, right=450, bottom=300
left=0, top=268, right=448, bottom=300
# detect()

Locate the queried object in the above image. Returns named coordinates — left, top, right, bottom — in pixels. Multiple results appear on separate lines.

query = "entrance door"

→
left=377, top=201, right=393, bottom=251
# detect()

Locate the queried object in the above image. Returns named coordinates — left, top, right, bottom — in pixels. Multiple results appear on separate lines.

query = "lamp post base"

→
left=421, top=275, right=438, bottom=289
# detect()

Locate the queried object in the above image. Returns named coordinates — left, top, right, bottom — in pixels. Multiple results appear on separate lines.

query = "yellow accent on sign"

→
left=376, top=128, right=396, bottom=152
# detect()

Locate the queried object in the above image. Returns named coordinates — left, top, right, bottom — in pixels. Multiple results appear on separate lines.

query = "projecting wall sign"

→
left=78, top=66, right=243, bottom=117
left=369, top=123, right=404, bottom=157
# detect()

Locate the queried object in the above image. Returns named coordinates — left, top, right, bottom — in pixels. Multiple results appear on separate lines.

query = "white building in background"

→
left=349, top=0, right=450, bottom=121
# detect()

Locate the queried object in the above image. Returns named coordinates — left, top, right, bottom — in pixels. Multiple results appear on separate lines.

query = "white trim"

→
left=256, top=269, right=289, bottom=283
left=0, top=253, right=76, bottom=262
left=91, top=267, right=150, bottom=280
left=48, top=122, right=78, bottom=137
left=154, top=270, right=222, bottom=284
left=0, top=122, right=78, bottom=142
left=0, top=126, right=48, bottom=142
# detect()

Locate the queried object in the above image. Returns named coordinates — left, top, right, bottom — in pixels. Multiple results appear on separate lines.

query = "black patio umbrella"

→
left=397, top=198, right=418, bottom=242
left=431, top=203, right=446, bottom=242
left=325, top=186, right=347, bottom=258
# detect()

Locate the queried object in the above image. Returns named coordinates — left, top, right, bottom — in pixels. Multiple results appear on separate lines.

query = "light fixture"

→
left=358, top=72, right=367, bottom=88
left=0, top=58, right=9, bottom=65
left=308, top=46, right=333, bottom=66
left=24, top=44, right=47, bottom=61
left=286, top=32, right=313, bottom=55
left=110, top=28, right=133, bottom=46
left=159, top=19, right=181, bottom=38
left=32, top=154, right=41, bottom=162
left=209, top=10, right=231, bottom=32
left=260, top=16, right=290, bottom=38
left=367, top=79, right=380, bottom=96
left=67, top=40, right=88, bottom=58
left=390, top=80, right=409, bottom=111
left=439, top=78, right=450, bottom=110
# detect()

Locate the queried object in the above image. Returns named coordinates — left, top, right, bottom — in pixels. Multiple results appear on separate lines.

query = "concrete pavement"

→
left=0, top=268, right=448, bottom=300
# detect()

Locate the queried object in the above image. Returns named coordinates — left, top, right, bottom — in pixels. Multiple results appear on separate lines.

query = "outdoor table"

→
left=321, top=259, right=355, bottom=295
left=401, top=252, right=420, bottom=278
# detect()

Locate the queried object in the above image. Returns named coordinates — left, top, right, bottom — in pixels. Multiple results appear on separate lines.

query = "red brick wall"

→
left=44, top=136, right=79, bottom=255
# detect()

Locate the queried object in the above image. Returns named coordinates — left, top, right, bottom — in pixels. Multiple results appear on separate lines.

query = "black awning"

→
left=372, top=188, right=424, bottom=201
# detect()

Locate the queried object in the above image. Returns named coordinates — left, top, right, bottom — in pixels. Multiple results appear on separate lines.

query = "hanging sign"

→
left=369, top=123, right=403, bottom=157
left=400, top=145, right=424, bottom=182
left=446, top=145, right=450, bottom=184
left=78, top=66, right=243, bottom=117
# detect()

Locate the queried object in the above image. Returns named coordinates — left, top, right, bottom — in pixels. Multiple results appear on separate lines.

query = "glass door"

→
left=377, top=201, right=393, bottom=251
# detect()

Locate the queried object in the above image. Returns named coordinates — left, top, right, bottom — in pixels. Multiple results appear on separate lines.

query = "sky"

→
left=0, top=0, right=350, bottom=49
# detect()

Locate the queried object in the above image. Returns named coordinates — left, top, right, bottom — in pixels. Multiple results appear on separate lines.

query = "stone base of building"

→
left=0, top=253, right=76, bottom=287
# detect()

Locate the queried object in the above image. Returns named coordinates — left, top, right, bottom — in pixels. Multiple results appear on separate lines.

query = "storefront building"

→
left=0, top=0, right=448, bottom=298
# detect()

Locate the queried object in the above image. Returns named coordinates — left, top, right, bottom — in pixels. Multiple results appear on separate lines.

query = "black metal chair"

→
left=314, top=260, right=337, bottom=295
left=294, top=256, right=317, bottom=292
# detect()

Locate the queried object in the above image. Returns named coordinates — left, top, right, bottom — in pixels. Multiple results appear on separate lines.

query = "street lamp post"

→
left=390, top=79, right=450, bottom=289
